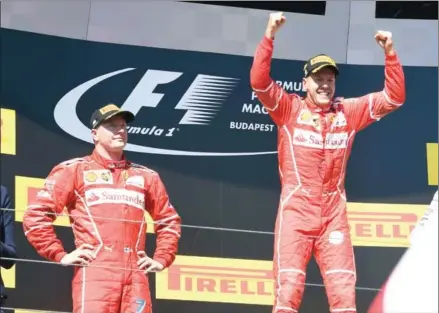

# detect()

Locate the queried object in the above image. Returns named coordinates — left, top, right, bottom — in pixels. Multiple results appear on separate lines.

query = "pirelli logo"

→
left=0, top=263, right=15, bottom=289
left=426, top=143, right=438, bottom=186
left=99, top=104, right=120, bottom=114
left=347, top=202, right=426, bottom=247
left=15, top=176, right=68, bottom=227
left=0, top=108, right=16, bottom=155
left=156, top=256, right=274, bottom=305
left=310, top=55, right=336, bottom=66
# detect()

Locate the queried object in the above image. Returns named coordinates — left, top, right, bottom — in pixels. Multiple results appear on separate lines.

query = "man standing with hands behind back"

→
left=23, top=104, right=182, bottom=313
left=250, top=12, right=405, bottom=313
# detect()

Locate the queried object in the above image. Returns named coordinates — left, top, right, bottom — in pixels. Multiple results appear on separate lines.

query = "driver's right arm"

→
left=250, top=35, right=299, bottom=126
left=23, top=160, right=79, bottom=263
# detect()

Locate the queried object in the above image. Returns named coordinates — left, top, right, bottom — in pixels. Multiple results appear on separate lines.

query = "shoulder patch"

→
left=131, top=163, right=156, bottom=174
left=59, top=157, right=86, bottom=167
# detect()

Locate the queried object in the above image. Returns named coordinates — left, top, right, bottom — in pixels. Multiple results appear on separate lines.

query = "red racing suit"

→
left=250, top=36, right=405, bottom=313
left=23, top=150, right=181, bottom=313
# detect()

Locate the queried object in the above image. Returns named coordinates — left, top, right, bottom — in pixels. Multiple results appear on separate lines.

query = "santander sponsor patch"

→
left=85, top=188, right=145, bottom=210
left=293, top=129, right=348, bottom=149
left=325, top=132, right=348, bottom=149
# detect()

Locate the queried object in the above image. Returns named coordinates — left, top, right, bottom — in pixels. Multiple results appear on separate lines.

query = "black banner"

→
left=0, top=28, right=437, bottom=313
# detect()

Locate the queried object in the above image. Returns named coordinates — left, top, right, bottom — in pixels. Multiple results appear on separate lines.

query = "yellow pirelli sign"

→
left=0, top=265, right=15, bottom=288
left=426, top=143, right=438, bottom=186
left=0, top=108, right=16, bottom=155
left=156, top=255, right=274, bottom=305
left=155, top=201, right=428, bottom=305
left=347, top=202, right=426, bottom=247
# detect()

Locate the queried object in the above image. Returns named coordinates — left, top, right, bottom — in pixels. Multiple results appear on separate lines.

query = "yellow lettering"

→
left=99, top=104, right=120, bottom=114
left=426, top=143, right=438, bottom=186
left=0, top=108, right=16, bottom=155
left=0, top=265, right=15, bottom=288
left=310, top=56, right=336, bottom=66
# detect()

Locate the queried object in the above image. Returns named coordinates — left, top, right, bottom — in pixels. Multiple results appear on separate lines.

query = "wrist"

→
left=385, top=49, right=395, bottom=56
left=54, top=251, right=68, bottom=263
left=153, top=257, right=168, bottom=268
left=265, top=29, right=275, bottom=40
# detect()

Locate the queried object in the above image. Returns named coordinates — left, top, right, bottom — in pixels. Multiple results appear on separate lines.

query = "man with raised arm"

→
left=250, top=12, right=405, bottom=313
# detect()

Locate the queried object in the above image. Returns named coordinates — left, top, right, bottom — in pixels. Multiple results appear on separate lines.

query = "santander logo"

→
left=293, top=129, right=350, bottom=149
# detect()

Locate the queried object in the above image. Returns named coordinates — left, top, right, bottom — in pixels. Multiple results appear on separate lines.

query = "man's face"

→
left=303, top=67, right=336, bottom=106
left=92, top=115, right=128, bottom=151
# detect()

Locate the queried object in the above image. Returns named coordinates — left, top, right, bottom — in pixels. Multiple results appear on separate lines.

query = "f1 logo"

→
left=119, top=69, right=239, bottom=126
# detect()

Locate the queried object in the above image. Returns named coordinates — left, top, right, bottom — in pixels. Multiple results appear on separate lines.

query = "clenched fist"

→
left=374, top=30, right=394, bottom=55
left=265, top=12, right=286, bottom=39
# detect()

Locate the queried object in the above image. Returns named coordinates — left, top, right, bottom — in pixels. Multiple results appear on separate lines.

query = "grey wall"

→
left=2, top=0, right=438, bottom=66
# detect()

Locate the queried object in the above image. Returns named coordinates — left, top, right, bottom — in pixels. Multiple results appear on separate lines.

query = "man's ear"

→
left=302, top=77, right=308, bottom=92
left=91, top=129, right=98, bottom=142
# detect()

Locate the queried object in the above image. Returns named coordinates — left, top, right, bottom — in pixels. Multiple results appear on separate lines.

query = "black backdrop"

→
left=0, top=28, right=437, bottom=313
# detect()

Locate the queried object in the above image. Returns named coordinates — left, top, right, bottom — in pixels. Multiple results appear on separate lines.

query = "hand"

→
left=265, top=12, right=286, bottom=39
left=374, top=30, right=394, bottom=55
left=137, top=251, right=164, bottom=273
left=60, top=243, right=95, bottom=266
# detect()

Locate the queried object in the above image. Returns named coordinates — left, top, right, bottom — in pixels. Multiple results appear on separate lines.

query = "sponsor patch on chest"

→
left=125, top=175, right=145, bottom=188
left=85, top=188, right=145, bottom=210
left=293, top=128, right=348, bottom=149
left=330, top=111, right=347, bottom=128
left=297, top=109, right=319, bottom=126
left=83, top=170, right=113, bottom=185
left=297, top=109, right=347, bottom=132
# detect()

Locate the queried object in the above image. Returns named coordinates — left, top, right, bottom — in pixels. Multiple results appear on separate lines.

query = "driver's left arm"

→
left=343, top=52, right=406, bottom=132
left=145, top=171, right=181, bottom=269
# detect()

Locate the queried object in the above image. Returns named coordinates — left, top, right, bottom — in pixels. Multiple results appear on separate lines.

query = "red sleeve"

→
left=367, top=281, right=386, bottom=313
left=250, top=36, right=299, bottom=126
left=344, top=52, right=406, bottom=132
left=146, top=172, right=181, bottom=268
left=22, top=160, right=79, bottom=263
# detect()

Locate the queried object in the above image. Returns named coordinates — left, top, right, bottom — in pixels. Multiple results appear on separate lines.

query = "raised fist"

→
left=374, top=30, right=394, bottom=55
left=265, top=12, right=286, bottom=39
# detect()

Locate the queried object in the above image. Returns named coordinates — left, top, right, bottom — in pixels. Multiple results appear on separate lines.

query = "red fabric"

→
left=23, top=150, right=181, bottom=313
left=250, top=36, right=405, bottom=313
left=368, top=282, right=386, bottom=313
